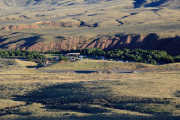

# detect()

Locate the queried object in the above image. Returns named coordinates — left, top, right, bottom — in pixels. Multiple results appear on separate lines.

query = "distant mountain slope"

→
left=0, top=0, right=73, bottom=7
left=0, top=0, right=178, bottom=9
left=0, top=32, right=180, bottom=55
left=133, top=0, right=178, bottom=8
left=0, top=0, right=178, bottom=10
left=0, top=0, right=111, bottom=7
left=0, top=0, right=180, bottom=55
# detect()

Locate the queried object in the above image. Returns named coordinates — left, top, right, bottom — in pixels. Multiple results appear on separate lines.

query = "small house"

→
left=65, top=53, right=81, bottom=62
left=65, top=53, right=80, bottom=57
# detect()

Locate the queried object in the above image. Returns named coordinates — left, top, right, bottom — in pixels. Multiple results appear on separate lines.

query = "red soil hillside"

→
left=0, top=32, right=180, bottom=55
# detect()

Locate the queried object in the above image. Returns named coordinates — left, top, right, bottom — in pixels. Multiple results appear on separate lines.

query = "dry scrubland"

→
left=0, top=59, right=180, bottom=119
left=0, top=0, right=180, bottom=54
left=0, top=0, right=180, bottom=38
left=0, top=0, right=180, bottom=119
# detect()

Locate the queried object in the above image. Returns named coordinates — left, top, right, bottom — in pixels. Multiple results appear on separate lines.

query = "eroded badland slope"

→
left=0, top=0, right=180, bottom=54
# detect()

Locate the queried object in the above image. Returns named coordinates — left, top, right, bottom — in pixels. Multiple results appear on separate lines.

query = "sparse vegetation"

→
left=0, top=59, right=17, bottom=68
left=0, top=67, right=180, bottom=120
left=58, top=54, right=68, bottom=61
left=0, top=0, right=180, bottom=120
left=0, top=56, right=180, bottom=120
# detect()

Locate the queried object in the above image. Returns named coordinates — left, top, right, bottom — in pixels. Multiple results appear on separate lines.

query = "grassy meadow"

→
left=0, top=0, right=180, bottom=119
left=0, top=59, right=180, bottom=119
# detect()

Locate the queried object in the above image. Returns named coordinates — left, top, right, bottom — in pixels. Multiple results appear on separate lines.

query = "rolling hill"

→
left=0, top=0, right=179, bottom=54
left=1, top=1, right=180, bottom=120
left=0, top=0, right=178, bottom=8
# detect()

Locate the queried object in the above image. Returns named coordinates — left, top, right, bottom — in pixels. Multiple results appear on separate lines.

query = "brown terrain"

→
left=15, top=33, right=180, bottom=55
left=0, top=32, right=180, bottom=55
left=1, top=1, right=180, bottom=120
left=0, top=0, right=180, bottom=54
left=0, top=20, right=98, bottom=31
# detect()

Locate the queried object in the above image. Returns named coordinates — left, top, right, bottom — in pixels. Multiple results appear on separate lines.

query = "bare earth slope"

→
left=0, top=0, right=180, bottom=54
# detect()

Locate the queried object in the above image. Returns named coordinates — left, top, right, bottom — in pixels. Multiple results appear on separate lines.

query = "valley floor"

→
left=0, top=59, right=180, bottom=119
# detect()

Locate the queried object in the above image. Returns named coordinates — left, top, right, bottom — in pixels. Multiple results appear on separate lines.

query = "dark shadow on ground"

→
left=0, top=35, right=41, bottom=49
left=69, top=114, right=180, bottom=120
left=13, top=81, right=179, bottom=119
left=145, top=0, right=168, bottom=7
left=74, top=70, right=97, bottom=74
left=133, top=0, right=146, bottom=8
left=86, top=33, right=180, bottom=55
left=12, top=114, right=180, bottom=120
left=133, top=0, right=169, bottom=8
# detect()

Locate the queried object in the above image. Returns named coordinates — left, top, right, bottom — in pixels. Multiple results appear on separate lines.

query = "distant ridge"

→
left=0, top=0, right=179, bottom=55
left=0, top=0, right=177, bottom=8
left=0, top=0, right=111, bottom=8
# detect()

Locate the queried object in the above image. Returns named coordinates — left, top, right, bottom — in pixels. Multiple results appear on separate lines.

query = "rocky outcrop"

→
left=27, top=33, right=180, bottom=55
left=0, top=32, right=180, bottom=55
left=83, top=33, right=180, bottom=55
left=27, top=36, right=89, bottom=51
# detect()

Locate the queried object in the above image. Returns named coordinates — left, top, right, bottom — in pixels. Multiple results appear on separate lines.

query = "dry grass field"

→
left=0, top=59, right=180, bottom=120
left=0, top=0, right=180, bottom=119
left=0, top=0, right=180, bottom=44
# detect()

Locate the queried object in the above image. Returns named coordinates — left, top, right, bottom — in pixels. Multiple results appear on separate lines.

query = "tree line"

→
left=0, top=50, right=46, bottom=66
left=0, top=48, right=179, bottom=65
left=80, top=48, right=177, bottom=65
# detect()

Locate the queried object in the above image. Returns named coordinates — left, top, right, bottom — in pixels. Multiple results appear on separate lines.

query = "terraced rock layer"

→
left=0, top=32, right=180, bottom=55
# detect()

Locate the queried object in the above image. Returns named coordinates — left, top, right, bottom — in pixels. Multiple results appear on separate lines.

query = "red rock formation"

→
left=25, top=33, right=180, bottom=55
left=0, top=33, right=180, bottom=55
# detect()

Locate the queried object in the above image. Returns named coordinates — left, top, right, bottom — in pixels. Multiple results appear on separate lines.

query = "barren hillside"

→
left=0, top=0, right=180, bottom=53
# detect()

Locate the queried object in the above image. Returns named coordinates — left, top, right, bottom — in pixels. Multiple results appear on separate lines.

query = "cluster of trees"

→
left=0, top=50, right=46, bottom=66
left=174, top=56, right=180, bottom=62
left=0, top=48, right=179, bottom=66
left=58, top=54, right=69, bottom=61
left=81, top=48, right=105, bottom=56
left=80, top=48, right=175, bottom=64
